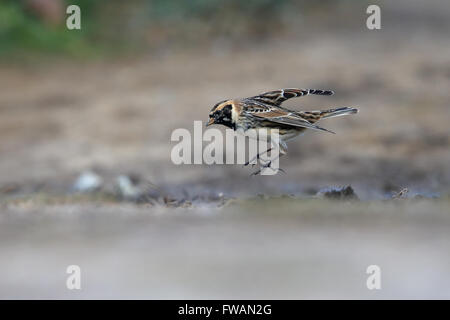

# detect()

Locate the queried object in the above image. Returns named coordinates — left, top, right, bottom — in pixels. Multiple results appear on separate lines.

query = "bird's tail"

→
left=319, top=107, right=358, bottom=118
left=297, top=107, right=358, bottom=124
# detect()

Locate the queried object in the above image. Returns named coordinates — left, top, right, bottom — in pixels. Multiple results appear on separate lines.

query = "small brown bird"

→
left=206, top=88, right=358, bottom=173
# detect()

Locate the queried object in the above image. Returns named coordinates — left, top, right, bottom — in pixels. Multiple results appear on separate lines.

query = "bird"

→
left=206, top=88, right=358, bottom=174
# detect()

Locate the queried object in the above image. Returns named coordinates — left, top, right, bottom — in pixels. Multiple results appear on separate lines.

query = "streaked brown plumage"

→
left=206, top=88, right=358, bottom=173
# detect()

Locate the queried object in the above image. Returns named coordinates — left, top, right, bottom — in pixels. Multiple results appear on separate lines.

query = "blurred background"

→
left=1, top=0, right=450, bottom=299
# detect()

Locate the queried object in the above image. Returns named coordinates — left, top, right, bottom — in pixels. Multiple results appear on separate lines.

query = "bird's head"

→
left=206, top=100, right=234, bottom=129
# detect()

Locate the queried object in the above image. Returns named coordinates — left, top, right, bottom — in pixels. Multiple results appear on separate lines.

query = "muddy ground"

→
left=1, top=1, right=450, bottom=299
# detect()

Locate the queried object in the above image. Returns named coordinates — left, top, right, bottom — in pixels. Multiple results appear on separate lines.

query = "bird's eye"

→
left=223, top=105, right=232, bottom=117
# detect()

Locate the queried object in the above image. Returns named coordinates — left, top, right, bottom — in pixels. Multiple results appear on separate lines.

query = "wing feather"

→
left=244, top=105, right=335, bottom=134
left=247, top=88, right=334, bottom=106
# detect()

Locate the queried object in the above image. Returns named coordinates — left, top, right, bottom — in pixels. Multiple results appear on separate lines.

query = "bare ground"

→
left=1, top=197, right=450, bottom=299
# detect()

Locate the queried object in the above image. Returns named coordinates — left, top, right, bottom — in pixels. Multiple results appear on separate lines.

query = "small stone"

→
left=73, top=171, right=102, bottom=192
left=317, top=185, right=359, bottom=200
left=116, top=175, right=141, bottom=200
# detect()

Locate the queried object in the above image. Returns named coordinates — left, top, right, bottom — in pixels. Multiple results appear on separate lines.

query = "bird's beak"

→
left=205, top=118, right=214, bottom=127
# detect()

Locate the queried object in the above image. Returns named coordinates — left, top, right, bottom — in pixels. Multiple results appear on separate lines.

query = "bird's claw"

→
left=250, top=161, right=272, bottom=176
left=250, top=161, right=285, bottom=176
left=250, top=170, right=261, bottom=176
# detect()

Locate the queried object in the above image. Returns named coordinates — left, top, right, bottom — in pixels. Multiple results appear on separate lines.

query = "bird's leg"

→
left=250, top=142, right=287, bottom=176
left=251, top=156, right=286, bottom=176
left=244, top=147, right=272, bottom=167
left=275, top=144, right=287, bottom=174
left=250, top=161, right=286, bottom=176
left=250, top=168, right=262, bottom=176
left=250, top=160, right=272, bottom=176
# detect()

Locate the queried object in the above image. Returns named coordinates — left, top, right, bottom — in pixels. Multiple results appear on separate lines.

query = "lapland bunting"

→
left=206, top=88, right=358, bottom=172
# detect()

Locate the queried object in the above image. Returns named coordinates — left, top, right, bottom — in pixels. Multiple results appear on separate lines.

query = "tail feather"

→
left=297, top=107, right=358, bottom=123
left=320, top=107, right=358, bottom=119
left=308, top=89, right=334, bottom=96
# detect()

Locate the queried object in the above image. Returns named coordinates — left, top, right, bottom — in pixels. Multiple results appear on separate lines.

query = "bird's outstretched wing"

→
left=244, top=104, right=335, bottom=134
left=246, top=88, right=333, bottom=107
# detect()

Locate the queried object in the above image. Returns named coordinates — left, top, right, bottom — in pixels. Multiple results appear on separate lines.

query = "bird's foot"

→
left=250, top=161, right=286, bottom=176
left=243, top=148, right=272, bottom=167
left=243, top=155, right=259, bottom=167
left=250, top=161, right=272, bottom=176
left=250, top=169, right=261, bottom=176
